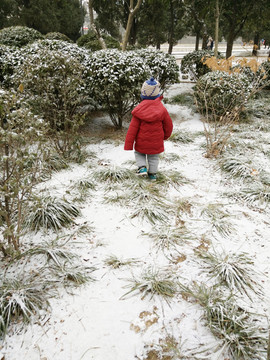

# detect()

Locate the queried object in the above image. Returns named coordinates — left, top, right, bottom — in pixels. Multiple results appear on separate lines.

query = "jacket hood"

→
left=132, top=96, right=164, bottom=122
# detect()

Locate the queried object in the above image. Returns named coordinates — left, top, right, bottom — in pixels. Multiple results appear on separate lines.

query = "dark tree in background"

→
left=0, top=0, right=84, bottom=41
left=0, top=0, right=18, bottom=28
left=184, top=0, right=215, bottom=51
left=136, top=0, right=168, bottom=49
left=220, top=0, right=256, bottom=58
left=166, top=0, right=187, bottom=54
left=92, top=0, right=122, bottom=40
left=241, top=0, right=270, bottom=53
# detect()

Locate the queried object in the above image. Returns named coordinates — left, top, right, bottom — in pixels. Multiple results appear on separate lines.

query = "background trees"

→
left=0, top=0, right=83, bottom=41
left=220, top=0, right=256, bottom=58
left=1, top=0, right=270, bottom=55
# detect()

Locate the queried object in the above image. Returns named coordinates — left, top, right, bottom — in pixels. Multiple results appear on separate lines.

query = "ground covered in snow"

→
left=1, top=83, right=270, bottom=360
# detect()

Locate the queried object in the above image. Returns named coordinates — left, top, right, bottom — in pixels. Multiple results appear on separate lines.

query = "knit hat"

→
left=141, top=77, right=160, bottom=100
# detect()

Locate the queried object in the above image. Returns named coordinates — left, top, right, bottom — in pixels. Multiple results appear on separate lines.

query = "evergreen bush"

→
left=13, top=47, right=87, bottom=157
left=45, top=32, right=73, bottom=43
left=25, top=39, right=90, bottom=64
left=194, top=70, right=253, bottom=157
left=77, top=31, right=120, bottom=51
left=1, top=39, right=90, bottom=90
left=259, top=60, right=270, bottom=88
left=135, top=49, right=179, bottom=90
left=0, top=88, right=48, bottom=253
left=181, top=50, right=223, bottom=80
left=194, top=70, right=252, bottom=118
left=0, top=26, right=43, bottom=47
left=87, top=49, right=150, bottom=128
left=0, top=45, right=24, bottom=88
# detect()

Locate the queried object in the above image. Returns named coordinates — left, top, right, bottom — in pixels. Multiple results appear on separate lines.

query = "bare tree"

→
left=122, top=0, right=143, bottom=51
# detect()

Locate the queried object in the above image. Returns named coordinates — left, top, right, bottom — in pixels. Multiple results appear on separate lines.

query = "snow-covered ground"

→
left=1, top=83, right=270, bottom=360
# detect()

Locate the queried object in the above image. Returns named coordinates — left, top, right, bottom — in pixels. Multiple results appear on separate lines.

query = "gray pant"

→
left=134, top=151, right=159, bottom=174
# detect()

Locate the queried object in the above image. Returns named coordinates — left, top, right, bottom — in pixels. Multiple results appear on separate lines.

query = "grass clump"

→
left=142, top=225, right=193, bottom=252
left=50, top=263, right=95, bottom=285
left=122, top=267, right=179, bottom=302
left=169, top=131, right=195, bottom=144
left=237, top=184, right=270, bottom=204
left=75, top=179, right=96, bottom=191
left=167, top=92, right=195, bottom=107
left=45, top=153, right=69, bottom=172
left=130, top=199, right=170, bottom=224
left=199, top=249, right=261, bottom=298
left=103, top=191, right=127, bottom=205
left=219, top=156, right=258, bottom=180
left=25, top=196, right=80, bottom=232
left=201, top=203, right=234, bottom=238
left=23, top=238, right=76, bottom=267
left=93, top=166, right=135, bottom=183
left=156, top=170, right=190, bottom=189
left=71, top=178, right=96, bottom=202
left=179, top=283, right=267, bottom=359
left=0, top=275, right=50, bottom=337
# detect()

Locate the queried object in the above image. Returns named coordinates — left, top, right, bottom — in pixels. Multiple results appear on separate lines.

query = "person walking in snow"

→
left=124, top=77, right=173, bottom=181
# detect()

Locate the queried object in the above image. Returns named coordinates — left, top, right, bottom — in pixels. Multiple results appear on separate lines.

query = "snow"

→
left=1, top=82, right=270, bottom=360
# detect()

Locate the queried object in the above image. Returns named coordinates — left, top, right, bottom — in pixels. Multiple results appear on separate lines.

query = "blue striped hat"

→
left=141, top=77, right=160, bottom=100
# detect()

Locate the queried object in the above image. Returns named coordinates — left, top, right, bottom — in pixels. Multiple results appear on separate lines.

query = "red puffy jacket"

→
left=124, top=97, right=173, bottom=154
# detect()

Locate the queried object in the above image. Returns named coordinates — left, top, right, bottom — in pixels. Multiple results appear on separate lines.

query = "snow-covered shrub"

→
left=181, top=50, right=223, bottom=80
left=231, top=64, right=256, bottom=82
left=0, top=88, right=48, bottom=253
left=13, top=47, right=87, bottom=157
left=77, top=31, right=120, bottom=50
left=135, top=49, right=179, bottom=90
left=87, top=49, right=150, bottom=128
left=259, top=60, right=270, bottom=88
left=0, top=45, right=24, bottom=88
left=0, top=26, right=43, bottom=47
left=24, top=39, right=90, bottom=64
left=194, top=71, right=253, bottom=157
left=194, top=71, right=252, bottom=118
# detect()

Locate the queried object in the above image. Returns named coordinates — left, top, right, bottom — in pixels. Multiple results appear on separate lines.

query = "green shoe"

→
left=148, top=173, right=157, bottom=181
left=137, top=166, right=147, bottom=176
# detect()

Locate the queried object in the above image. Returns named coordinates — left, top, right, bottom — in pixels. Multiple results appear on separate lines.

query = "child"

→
left=124, top=77, right=173, bottom=181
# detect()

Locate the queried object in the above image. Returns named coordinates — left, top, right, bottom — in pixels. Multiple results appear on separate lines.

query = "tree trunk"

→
left=167, top=0, right=174, bottom=54
left=214, top=0, right=219, bottom=57
left=129, top=18, right=137, bottom=46
left=122, top=0, right=143, bottom=51
left=88, top=0, right=106, bottom=49
left=226, top=30, right=234, bottom=58
left=253, top=32, right=260, bottom=56
left=202, top=33, right=208, bottom=50
left=195, top=32, right=200, bottom=50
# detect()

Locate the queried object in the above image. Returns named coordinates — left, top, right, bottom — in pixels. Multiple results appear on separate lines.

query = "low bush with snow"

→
left=135, top=49, right=179, bottom=90
left=181, top=49, right=223, bottom=80
left=194, top=70, right=252, bottom=118
left=0, top=26, right=43, bottom=47
left=13, top=47, right=86, bottom=156
left=0, top=88, right=48, bottom=252
left=77, top=31, right=120, bottom=51
left=87, top=49, right=150, bottom=128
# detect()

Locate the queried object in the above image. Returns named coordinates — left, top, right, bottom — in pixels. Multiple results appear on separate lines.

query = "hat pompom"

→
left=141, top=77, right=160, bottom=100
